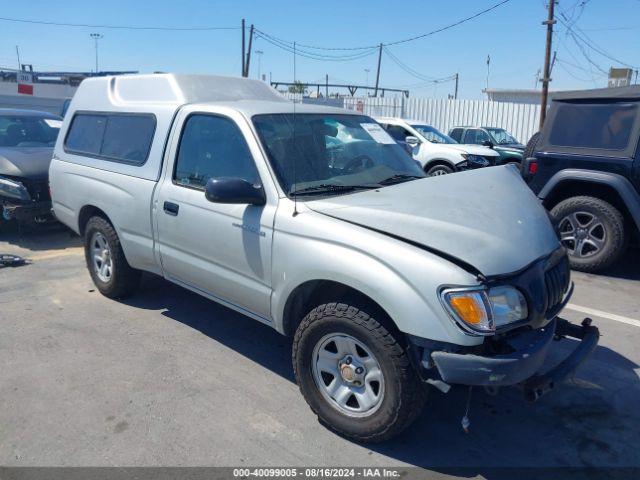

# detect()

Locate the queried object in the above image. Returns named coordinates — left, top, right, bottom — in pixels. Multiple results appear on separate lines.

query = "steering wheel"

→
left=343, top=154, right=375, bottom=173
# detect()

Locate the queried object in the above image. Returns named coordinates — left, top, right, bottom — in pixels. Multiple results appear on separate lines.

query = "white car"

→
left=375, top=117, right=500, bottom=176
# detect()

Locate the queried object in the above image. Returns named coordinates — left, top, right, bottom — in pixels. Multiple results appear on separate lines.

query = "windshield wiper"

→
left=377, top=174, right=424, bottom=186
left=290, top=183, right=378, bottom=196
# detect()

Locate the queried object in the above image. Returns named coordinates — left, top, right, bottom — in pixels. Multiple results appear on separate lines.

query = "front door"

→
left=154, top=111, right=275, bottom=321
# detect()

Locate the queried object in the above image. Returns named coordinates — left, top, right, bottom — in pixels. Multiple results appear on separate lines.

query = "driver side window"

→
left=174, top=114, right=260, bottom=190
left=463, top=129, right=490, bottom=144
left=384, top=124, right=411, bottom=142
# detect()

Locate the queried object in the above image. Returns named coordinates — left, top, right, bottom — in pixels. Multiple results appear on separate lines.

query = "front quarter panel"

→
left=271, top=201, right=484, bottom=347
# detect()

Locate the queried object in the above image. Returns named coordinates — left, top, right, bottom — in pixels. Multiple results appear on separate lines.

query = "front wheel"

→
left=551, top=196, right=627, bottom=273
left=293, top=303, right=425, bottom=442
left=425, top=164, right=454, bottom=176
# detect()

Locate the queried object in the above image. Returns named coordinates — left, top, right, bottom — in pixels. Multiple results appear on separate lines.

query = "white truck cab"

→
left=49, top=74, right=598, bottom=442
left=375, top=116, right=500, bottom=176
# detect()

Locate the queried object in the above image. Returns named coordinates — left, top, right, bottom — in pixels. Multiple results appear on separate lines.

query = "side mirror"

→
left=205, top=177, right=266, bottom=206
left=482, top=140, right=494, bottom=148
left=405, top=136, right=420, bottom=147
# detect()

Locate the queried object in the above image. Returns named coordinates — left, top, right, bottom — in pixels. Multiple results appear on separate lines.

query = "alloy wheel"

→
left=558, top=211, right=606, bottom=258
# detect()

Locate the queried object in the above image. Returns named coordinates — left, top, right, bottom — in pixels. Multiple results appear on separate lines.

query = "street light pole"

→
left=255, top=50, right=264, bottom=80
left=90, top=33, right=104, bottom=74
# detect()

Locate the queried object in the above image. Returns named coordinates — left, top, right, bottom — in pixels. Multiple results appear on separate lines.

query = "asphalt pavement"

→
left=1, top=224, right=638, bottom=476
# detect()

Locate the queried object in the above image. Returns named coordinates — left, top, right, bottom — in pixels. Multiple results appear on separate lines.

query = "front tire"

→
left=293, top=303, right=425, bottom=442
left=425, top=164, right=454, bottom=176
left=84, top=216, right=140, bottom=298
left=551, top=196, right=627, bottom=273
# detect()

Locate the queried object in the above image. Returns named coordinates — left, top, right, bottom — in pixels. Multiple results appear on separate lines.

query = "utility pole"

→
left=244, top=24, right=254, bottom=77
left=241, top=19, right=246, bottom=77
left=374, top=43, right=383, bottom=97
left=90, top=33, right=103, bottom=74
left=539, top=0, right=556, bottom=129
left=454, top=73, right=459, bottom=99
left=15, top=46, right=21, bottom=71
left=325, top=74, right=329, bottom=98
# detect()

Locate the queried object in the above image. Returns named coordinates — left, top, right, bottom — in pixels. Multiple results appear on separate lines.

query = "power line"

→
left=255, top=0, right=513, bottom=51
left=383, top=47, right=456, bottom=84
left=0, top=15, right=239, bottom=31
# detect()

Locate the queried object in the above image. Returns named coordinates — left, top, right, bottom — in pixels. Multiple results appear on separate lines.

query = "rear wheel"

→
left=293, top=303, right=425, bottom=442
left=551, top=196, right=626, bottom=273
left=425, top=164, right=454, bottom=176
left=84, top=216, right=140, bottom=298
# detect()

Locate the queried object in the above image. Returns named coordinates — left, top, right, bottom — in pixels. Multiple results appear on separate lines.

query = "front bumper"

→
left=414, top=317, right=599, bottom=400
left=1, top=200, right=53, bottom=223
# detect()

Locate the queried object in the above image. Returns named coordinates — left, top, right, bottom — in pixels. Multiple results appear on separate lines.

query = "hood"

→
left=439, top=143, right=500, bottom=157
left=0, top=147, right=54, bottom=180
left=498, top=143, right=525, bottom=151
left=496, top=144, right=525, bottom=153
left=307, top=166, right=559, bottom=277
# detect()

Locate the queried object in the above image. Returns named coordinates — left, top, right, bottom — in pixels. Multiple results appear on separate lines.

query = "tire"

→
left=523, top=132, right=540, bottom=160
left=551, top=196, right=627, bottom=273
left=425, top=164, right=454, bottom=176
left=84, top=216, right=140, bottom=298
left=293, top=303, right=425, bottom=442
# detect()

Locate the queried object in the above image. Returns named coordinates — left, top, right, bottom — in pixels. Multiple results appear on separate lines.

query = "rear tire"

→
left=551, top=196, right=626, bottom=273
left=84, top=216, right=140, bottom=298
left=425, top=164, right=454, bottom=176
left=293, top=303, right=425, bottom=442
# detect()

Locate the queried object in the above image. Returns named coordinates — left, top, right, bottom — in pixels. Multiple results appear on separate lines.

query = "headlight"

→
left=463, top=154, right=489, bottom=166
left=441, top=285, right=529, bottom=335
left=441, top=288, right=494, bottom=334
left=488, top=286, right=528, bottom=327
left=0, top=176, right=31, bottom=201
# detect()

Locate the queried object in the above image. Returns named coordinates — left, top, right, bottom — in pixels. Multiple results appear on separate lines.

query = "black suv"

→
left=522, top=86, right=640, bottom=273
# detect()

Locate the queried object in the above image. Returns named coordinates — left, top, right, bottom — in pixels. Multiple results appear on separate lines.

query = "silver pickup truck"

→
left=49, top=74, right=598, bottom=442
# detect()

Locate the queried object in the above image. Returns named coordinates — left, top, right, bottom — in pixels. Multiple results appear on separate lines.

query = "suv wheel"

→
left=426, top=164, right=453, bottom=176
left=84, top=216, right=141, bottom=298
left=293, top=303, right=425, bottom=442
left=551, top=196, right=626, bottom=273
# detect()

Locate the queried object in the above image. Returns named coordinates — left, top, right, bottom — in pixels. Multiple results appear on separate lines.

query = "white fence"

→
left=342, top=97, right=542, bottom=144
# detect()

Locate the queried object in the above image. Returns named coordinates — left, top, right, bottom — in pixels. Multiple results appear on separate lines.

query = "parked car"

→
left=0, top=108, right=62, bottom=230
left=375, top=117, right=500, bottom=176
left=522, top=86, right=640, bottom=273
left=50, top=74, right=598, bottom=442
left=449, top=126, right=525, bottom=165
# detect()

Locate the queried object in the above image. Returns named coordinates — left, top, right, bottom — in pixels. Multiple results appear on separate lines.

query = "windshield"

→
left=411, top=125, right=458, bottom=144
left=0, top=114, right=61, bottom=147
left=253, top=114, right=425, bottom=196
left=486, top=127, right=519, bottom=145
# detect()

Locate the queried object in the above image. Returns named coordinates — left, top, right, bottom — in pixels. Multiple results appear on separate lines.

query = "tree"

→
left=288, top=81, right=307, bottom=94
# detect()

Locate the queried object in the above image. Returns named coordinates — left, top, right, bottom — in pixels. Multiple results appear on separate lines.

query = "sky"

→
left=0, top=0, right=639, bottom=99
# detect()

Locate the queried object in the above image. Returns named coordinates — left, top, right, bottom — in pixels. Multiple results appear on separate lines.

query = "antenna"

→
left=292, top=41, right=299, bottom=217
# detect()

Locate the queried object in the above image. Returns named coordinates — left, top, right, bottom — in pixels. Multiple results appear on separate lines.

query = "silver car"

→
left=49, top=74, right=599, bottom=442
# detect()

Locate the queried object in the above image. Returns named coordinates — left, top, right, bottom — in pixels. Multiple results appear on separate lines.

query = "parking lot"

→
left=1, top=224, right=639, bottom=474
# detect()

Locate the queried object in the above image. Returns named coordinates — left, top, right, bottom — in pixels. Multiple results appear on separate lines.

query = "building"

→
left=0, top=69, right=137, bottom=115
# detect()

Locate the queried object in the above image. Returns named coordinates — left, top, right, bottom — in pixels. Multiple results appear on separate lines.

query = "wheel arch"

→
left=281, top=279, right=398, bottom=339
left=540, top=169, right=640, bottom=232
left=78, top=205, right=113, bottom=235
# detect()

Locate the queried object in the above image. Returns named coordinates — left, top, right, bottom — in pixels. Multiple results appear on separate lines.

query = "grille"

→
left=545, top=256, right=570, bottom=313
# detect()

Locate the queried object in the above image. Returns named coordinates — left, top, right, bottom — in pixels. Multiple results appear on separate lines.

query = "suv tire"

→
left=425, top=164, right=454, bottom=176
left=523, top=132, right=540, bottom=160
left=293, top=303, right=425, bottom=442
left=84, top=216, right=141, bottom=298
left=551, top=196, right=626, bottom=273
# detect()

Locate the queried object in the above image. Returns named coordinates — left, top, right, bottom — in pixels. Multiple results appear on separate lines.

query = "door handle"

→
left=163, top=201, right=179, bottom=216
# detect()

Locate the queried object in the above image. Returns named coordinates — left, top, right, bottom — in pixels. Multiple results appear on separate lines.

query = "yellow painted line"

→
left=566, top=303, right=640, bottom=328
